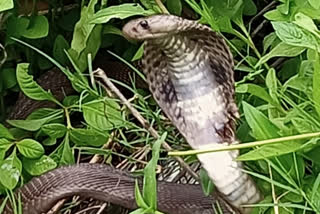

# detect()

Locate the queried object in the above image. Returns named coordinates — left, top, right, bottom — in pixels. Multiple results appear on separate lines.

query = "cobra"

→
left=3, top=15, right=262, bottom=214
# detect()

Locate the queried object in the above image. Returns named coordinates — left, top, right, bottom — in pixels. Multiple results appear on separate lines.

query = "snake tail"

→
left=3, top=163, right=235, bottom=214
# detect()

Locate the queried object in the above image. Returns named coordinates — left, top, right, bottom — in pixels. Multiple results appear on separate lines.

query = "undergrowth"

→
left=0, top=0, right=320, bottom=213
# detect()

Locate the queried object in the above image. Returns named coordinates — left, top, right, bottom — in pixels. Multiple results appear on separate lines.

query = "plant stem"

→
left=155, top=0, right=169, bottom=14
left=168, top=132, right=320, bottom=156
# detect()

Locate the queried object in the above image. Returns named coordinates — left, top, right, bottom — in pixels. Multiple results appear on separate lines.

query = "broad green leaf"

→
left=272, top=21, right=320, bottom=51
left=0, top=152, right=21, bottom=189
left=264, top=9, right=289, bottom=21
left=257, top=42, right=306, bottom=66
left=0, top=0, right=13, bottom=12
left=27, top=108, right=63, bottom=120
left=6, top=16, right=29, bottom=44
left=167, top=0, right=182, bottom=16
left=0, top=139, right=13, bottom=160
left=23, top=155, right=57, bottom=176
left=102, top=24, right=123, bottom=36
left=293, top=13, right=320, bottom=37
left=16, top=63, right=57, bottom=102
left=67, top=0, right=100, bottom=73
left=132, top=44, right=144, bottom=61
left=278, top=0, right=290, bottom=15
left=292, top=118, right=318, bottom=133
left=143, top=132, right=166, bottom=210
left=41, top=123, right=67, bottom=139
left=305, top=144, right=320, bottom=165
left=240, top=102, right=306, bottom=160
left=7, top=110, right=63, bottom=131
left=266, top=68, right=280, bottom=106
left=22, top=16, right=49, bottom=39
left=53, top=35, right=70, bottom=66
left=236, top=84, right=274, bottom=105
left=0, top=124, right=14, bottom=140
left=242, top=101, right=279, bottom=140
left=284, top=192, right=303, bottom=203
left=90, top=3, right=154, bottom=24
left=70, top=128, right=108, bottom=147
left=205, top=0, right=243, bottom=19
left=59, top=134, right=74, bottom=166
left=1, top=68, right=17, bottom=89
left=43, top=137, right=57, bottom=146
left=69, top=25, right=102, bottom=72
left=140, top=0, right=161, bottom=13
left=243, top=0, right=257, bottom=16
left=313, top=52, right=320, bottom=117
left=83, top=100, right=124, bottom=131
left=284, top=75, right=312, bottom=95
left=17, top=139, right=44, bottom=159
left=237, top=141, right=304, bottom=161
left=309, top=0, right=320, bottom=9
left=263, top=32, right=279, bottom=53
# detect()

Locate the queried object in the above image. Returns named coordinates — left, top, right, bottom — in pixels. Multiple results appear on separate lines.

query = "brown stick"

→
left=94, top=68, right=199, bottom=181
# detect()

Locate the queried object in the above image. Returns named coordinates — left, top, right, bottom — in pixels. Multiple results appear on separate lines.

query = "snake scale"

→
left=3, top=15, right=261, bottom=213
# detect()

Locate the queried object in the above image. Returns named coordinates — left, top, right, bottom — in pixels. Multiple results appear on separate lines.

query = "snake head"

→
left=122, top=15, right=182, bottom=41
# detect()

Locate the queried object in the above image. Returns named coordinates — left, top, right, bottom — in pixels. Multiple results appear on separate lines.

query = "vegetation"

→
left=1, top=0, right=320, bottom=213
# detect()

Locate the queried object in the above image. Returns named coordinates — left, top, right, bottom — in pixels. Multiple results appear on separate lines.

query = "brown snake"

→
left=3, top=15, right=262, bottom=213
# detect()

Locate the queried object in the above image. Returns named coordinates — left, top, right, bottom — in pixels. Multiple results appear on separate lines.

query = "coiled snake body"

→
left=3, top=15, right=261, bottom=214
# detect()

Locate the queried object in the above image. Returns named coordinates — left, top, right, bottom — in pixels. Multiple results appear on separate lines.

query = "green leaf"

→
left=242, top=101, right=279, bottom=139
left=17, top=139, right=44, bottom=159
left=90, top=3, right=154, bottom=24
left=43, top=137, right=57, bottom=146
left=132, top=44, right=144, bottom=61
left=1, top=68, right=17, bottom=89
left=263, top=32, right=279, bottom=53
left=293, top=13, right=320, bottom=37
left=243, top=0, right=257, bottom=16
left=236, top=84, right=274, bottom=105
left=83, top=100, right=124, bottom=131
left=0, top=152, right=22, bottom=189
left=0, top=139, right=13, bottom=160
left=266, top=68, right=280, bottom=106
left=22, top=16, right=49, bottom=39
left=59, top=134, right=74, bottom=166
left=309, top=0, right=320, bottom=9
left=313, top=52, right=320, bottom=117
left=143, top=132, right=166, bottom=210
left=70, top=128, right=108, bottom=147
left=199, top=168, right=214, bottom=196
left=272, top=21, right=320, bottom=51
left=134, top=180, right=148, bottom=210
left=264, top=9, right=289, bottom=21
left=53, top=35, right=70, bottom=66
left=7, top=110, right=63, bottom=131
left=0, top=0, right=14, bottom=12
left=0, top=124, right=14, bottom=140
left=237, top=141, right=304, bottom=161
left=6, top=17, right=29, bottom=44
left=257, top=42, right=306, bottom=66
left=167, top=0, right=182, bottom=16
left=41, top=123, right=67, bottom=139
left=16, top=63, right=57, bottom=102
left=68, top=0, right=101, bottom=72
left=239, top=102, right=305, bottom=160
left=23, top=155, right=57, bottom=176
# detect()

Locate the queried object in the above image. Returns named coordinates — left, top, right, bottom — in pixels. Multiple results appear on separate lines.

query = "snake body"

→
left=123, top=15, right=262, bottom=212
left=3, top=164, right=234, bottom=214
left=3, top=15, right=262, bottom=214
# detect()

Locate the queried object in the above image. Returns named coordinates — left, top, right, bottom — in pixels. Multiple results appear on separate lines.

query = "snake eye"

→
left=139, top=20, right=149, bottom=29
